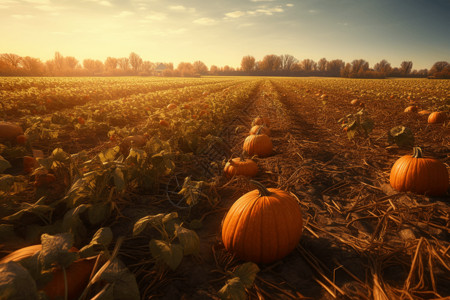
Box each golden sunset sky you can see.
[1,0,449,69]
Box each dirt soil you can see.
[117,79,449,299]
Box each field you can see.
[0,76,449,299]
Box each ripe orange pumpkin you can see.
[159,120,170,127]
[252,116,270,127]
[222,181,303,264]
[0,122,24,142]
[243,130,272,157]
[167,103,177,110]
[16,135,27,145]
[350,99,361,106]
[418,110,431,116]
[23,156,38,174]
[223,157,258,178]
[404,106,418,113]
[390,147,449,196]
[428,111,447,124]
[0,244,96,300]
[249,125,270,136]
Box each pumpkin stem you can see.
[412,147,423,158]
[239,151,247,162]
[255,125,264,135]
[250,180,271,196]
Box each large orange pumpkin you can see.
[404,106,418,113]
[243,128,272,157]
[427,111,447,124]
[390,147,449,196]
[223,157,258,178]
[0,244,96,300]
[222,181,303,264]
[252,116,270,127]
[0,122,24,142]
[249,125,270,136]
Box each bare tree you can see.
[400,61,413,75]
[83,59,104,75]
[65,56,79,72]
[259,55,281,72]
[1,53,22,68]
[105,57,118,71]
[327,59,345,76]
[317,58,328,72]
[301,59,316,71]
[374,59,392,74]
[21,56,45,75]
[117,58,130,71]
[351,59,369,73]
[177,62,195,77]
[54,52,65,74]
[129,52,143,73]
[429,61,449,74]
[280,54,298,71]
[241,55,256,72]
[193,61,208,75]
[209,65,219,75]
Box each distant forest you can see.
[1,52,449,78]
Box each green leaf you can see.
[98,147,120,163]
[233,262,259,288]
[62,205,88,243]
[79,227,113,258]
[218,277,246,300]
[149,239,183,270]
[88,202,112,225]
[175,225,200,256]
[97,258,140,300]
[113,167,126,192]
[0,175,15,192]
[39,233,77,269]
[2,199,53,223]
[0,155,11,173]
[132,212,178,236]
[0,262,38,300]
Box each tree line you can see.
[0,52,449,79]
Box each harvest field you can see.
[0,76,449,299]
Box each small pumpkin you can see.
[243,127,272,157]
[249,125,270,136]
[390,147,449,196]
[252,116,270,127]
[428,111,447,124]
[350,99,361,106]
[222,181,303,264]
[0,244,96,300]
[167,103,177,110]
[404,106,418,113]
[418,110,431,116]
[159,120,170,127]
[120,135,147,156]
[223,156,258,178]
[0,122,24,142]
[23,156,38,174]
[16,134,27,145]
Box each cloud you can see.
[115,11,134,18]
[248,6,284,16]
[193,17,216,25]
[308,9,318,14]
[11,14,34,19]
[168,5,196,13]
[84,0,113,6]
[286,3,294,7]
[225,11,246,19]
[250,0,276,2]
[23,0,50,4]
[141,11,167,21]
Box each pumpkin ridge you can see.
[241,195,265,261]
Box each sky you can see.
[1,0,449,70]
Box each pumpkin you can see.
[23,156,38,174]
[221,181,303,264]
[0,244,96,300]
[350,99,361,106]
[252,116,270,127]
[0,122,24,142]
[428,111,447,124]
[167,103,177,110]
[16,134,27,145]
[249,125,270,136]
[418,110,431,116]
[120,135,147,156]
[223,156,258,178]
[390,147,449,196]
[243,128,272,157]
[159,120,170,127]
[404,106,418,113]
